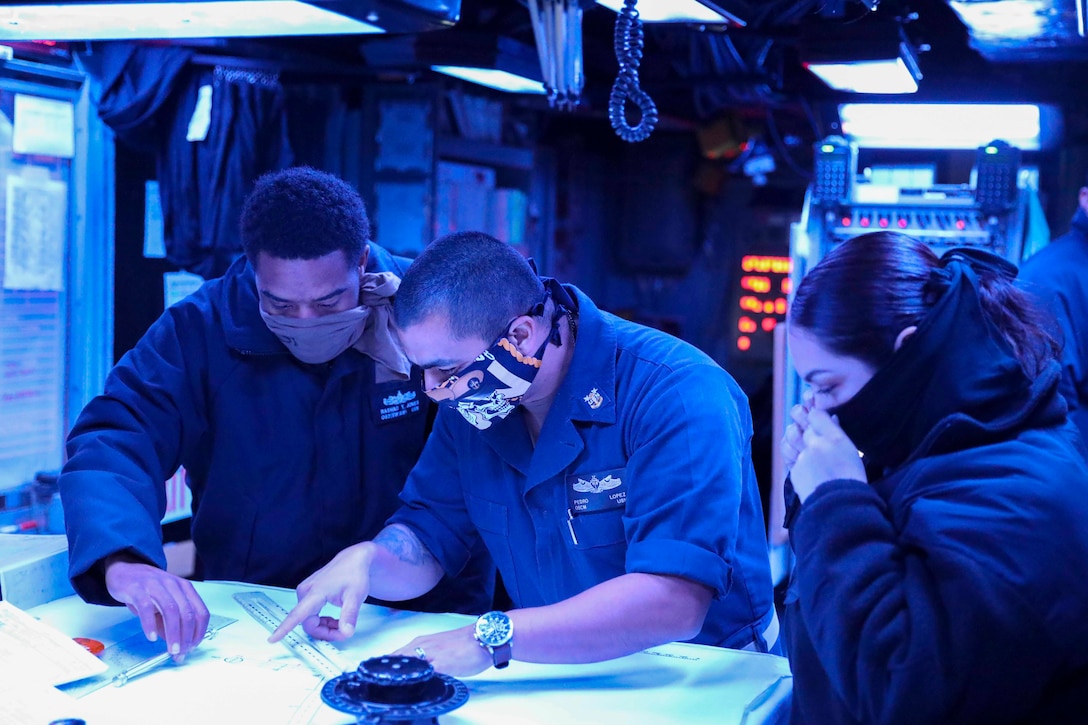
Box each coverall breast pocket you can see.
[567,508,626,549]
[565,467,627,550]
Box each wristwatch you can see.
[473,610,513,669]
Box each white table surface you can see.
[31,580,792,725]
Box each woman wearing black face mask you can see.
[780,231,1088,724]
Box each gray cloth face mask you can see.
[260,305,370,364]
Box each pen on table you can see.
[112,649,179,687]
[111,618,233,686]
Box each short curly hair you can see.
[240,166,369,267]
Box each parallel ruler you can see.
[59,613,237,699]
[233,590,349,680]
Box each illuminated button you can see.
[859,217,870,227]
[761,317,777,332]
[897,217,908,228]
[737,336,751,351]
[878,216,889,228]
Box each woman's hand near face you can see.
[782,390,815,473]
[790,408,867,502]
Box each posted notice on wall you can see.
[12,94,75,159]
[3,172,67,291]
[164,270,204,309]
[143,180,166,258]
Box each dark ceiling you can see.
[29,0,1078,154]
[182,0,1085,144]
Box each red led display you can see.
[735,255,791,356]
[741,275,772,293]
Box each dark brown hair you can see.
[789,231,1059,376]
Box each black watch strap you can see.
[491,640,512,669]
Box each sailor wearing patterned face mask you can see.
[272,230,777,679]
[418,278,573,430]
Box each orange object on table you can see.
[73,637,104,656]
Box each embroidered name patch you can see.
[373,386,422,424]
[566,467,627,513]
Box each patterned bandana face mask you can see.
[424,332,548,431]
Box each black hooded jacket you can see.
[784,261,1088,724]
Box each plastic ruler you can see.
[233,590,349,679]
[58,613,237,699]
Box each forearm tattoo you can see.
[374,525,436,567]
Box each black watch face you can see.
[476,611,512,647]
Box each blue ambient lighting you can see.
[0,1,383,41]
[594,0,741,24]
[806,57,920,95]
[431,66,547,94]
[838,103,1051,150]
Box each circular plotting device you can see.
[321,654,469,722]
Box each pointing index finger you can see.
[269,595,320,643]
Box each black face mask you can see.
[826,249,1028,474]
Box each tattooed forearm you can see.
[374,525,436,567]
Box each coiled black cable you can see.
[608,0,658,142]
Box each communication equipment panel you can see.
[975,140,1021,215]
[811,136,857,206]
[785,146,1030,444]
[818,187,1023,261]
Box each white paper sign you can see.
[164,270,204,309]
[186,84,213,142]
[12,94,75,159]
[3,173,68,291]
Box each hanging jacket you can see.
[79,43,294,278]
[156,65,294,278]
